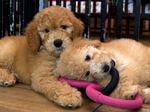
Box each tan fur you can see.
[0,6,84,108]
[56,39,150,110]
[25,6,83,54]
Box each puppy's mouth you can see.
[84,71,95,82]
[55,47,64,53]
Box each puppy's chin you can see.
[55,48,63,57]
[85,75,95,82]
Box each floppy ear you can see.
[91,40,101,48]
[25,20,41,54]
[72,17,84,37]
[72,39,101,49]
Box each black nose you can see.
[54,39,63,48]
[102,64,110,73]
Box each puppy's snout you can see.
[54,39,63,48]
[102,64,110,73]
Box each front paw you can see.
[54,87,82,108]
[121,85,141,99]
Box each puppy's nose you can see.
[102,64,110,73]
[54,39,63,48]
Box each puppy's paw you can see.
[54,88,82,108]
[121,85,141,99]
[0,75,16,87]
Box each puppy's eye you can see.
[44,28,49,33]
[61,25,68,30]
[85,55,91,61]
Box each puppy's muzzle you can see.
[102,59,115,73]
[53,39,63,48]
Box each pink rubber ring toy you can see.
[59,77,143,109]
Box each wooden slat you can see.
[0,84,149,112]
[0,84,100,112]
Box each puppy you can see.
[26,6,83,54]
[56,39,150,105]
[0,6,84,108]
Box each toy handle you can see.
[102,67,119,95]
[86,84,143,109]
[59,77,101,89]
[59,67,119,95]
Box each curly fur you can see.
[56,39,150,111]
[25,6,83,54]
[0,6,84,108]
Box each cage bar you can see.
[8,0,16,35]
[71,0,76,13]
[134,0,141,41]
[56,0,61,6]
[18,0,25,34]
[0,0,4,37]
[100,0,107,41]
[116,0,123,39]
[84,0,91,38]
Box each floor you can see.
[0,84,149,112]
[0,38,149,112]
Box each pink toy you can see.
[59,77,143,109]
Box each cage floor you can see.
[0,84,149,112]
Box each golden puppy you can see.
[56,39,150,105]
[0,6,84,108]
[26,6,83,54]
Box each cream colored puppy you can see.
[56,39,150,104]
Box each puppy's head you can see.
[25,6,83,54]
[41,30,72,57]
[55,39,102,80]
[56,39,114,82]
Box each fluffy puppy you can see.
[0,6,84,108]
[56,39,150,105]
[25,6,83,54]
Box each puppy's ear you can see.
[72,39,101,49]
[91,40,101,48]
[25,20,41,54]
[72,18,84,37]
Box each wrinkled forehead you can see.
[62,45,99,58]
[35,9,71,24]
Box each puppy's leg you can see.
[0,68,16,87]
[114,68,143,100]
[31,73,82,108]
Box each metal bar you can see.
[63,0,66,7]
[107,4,111,36]
[125,0,129,37]
[0,0,4,37]
[93,0,97,29]
[19,0,25,35]
[116,0,123,39]
[134,0,141,41]
[8,0,16,35]
[78,0,81,13]
[84,0,91,39]
[49,0,52,6]
[71,0,76,13]
[100,0,107,41]
[31,0,39,18]
[34,0,39,13]
[56,0,61,6]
